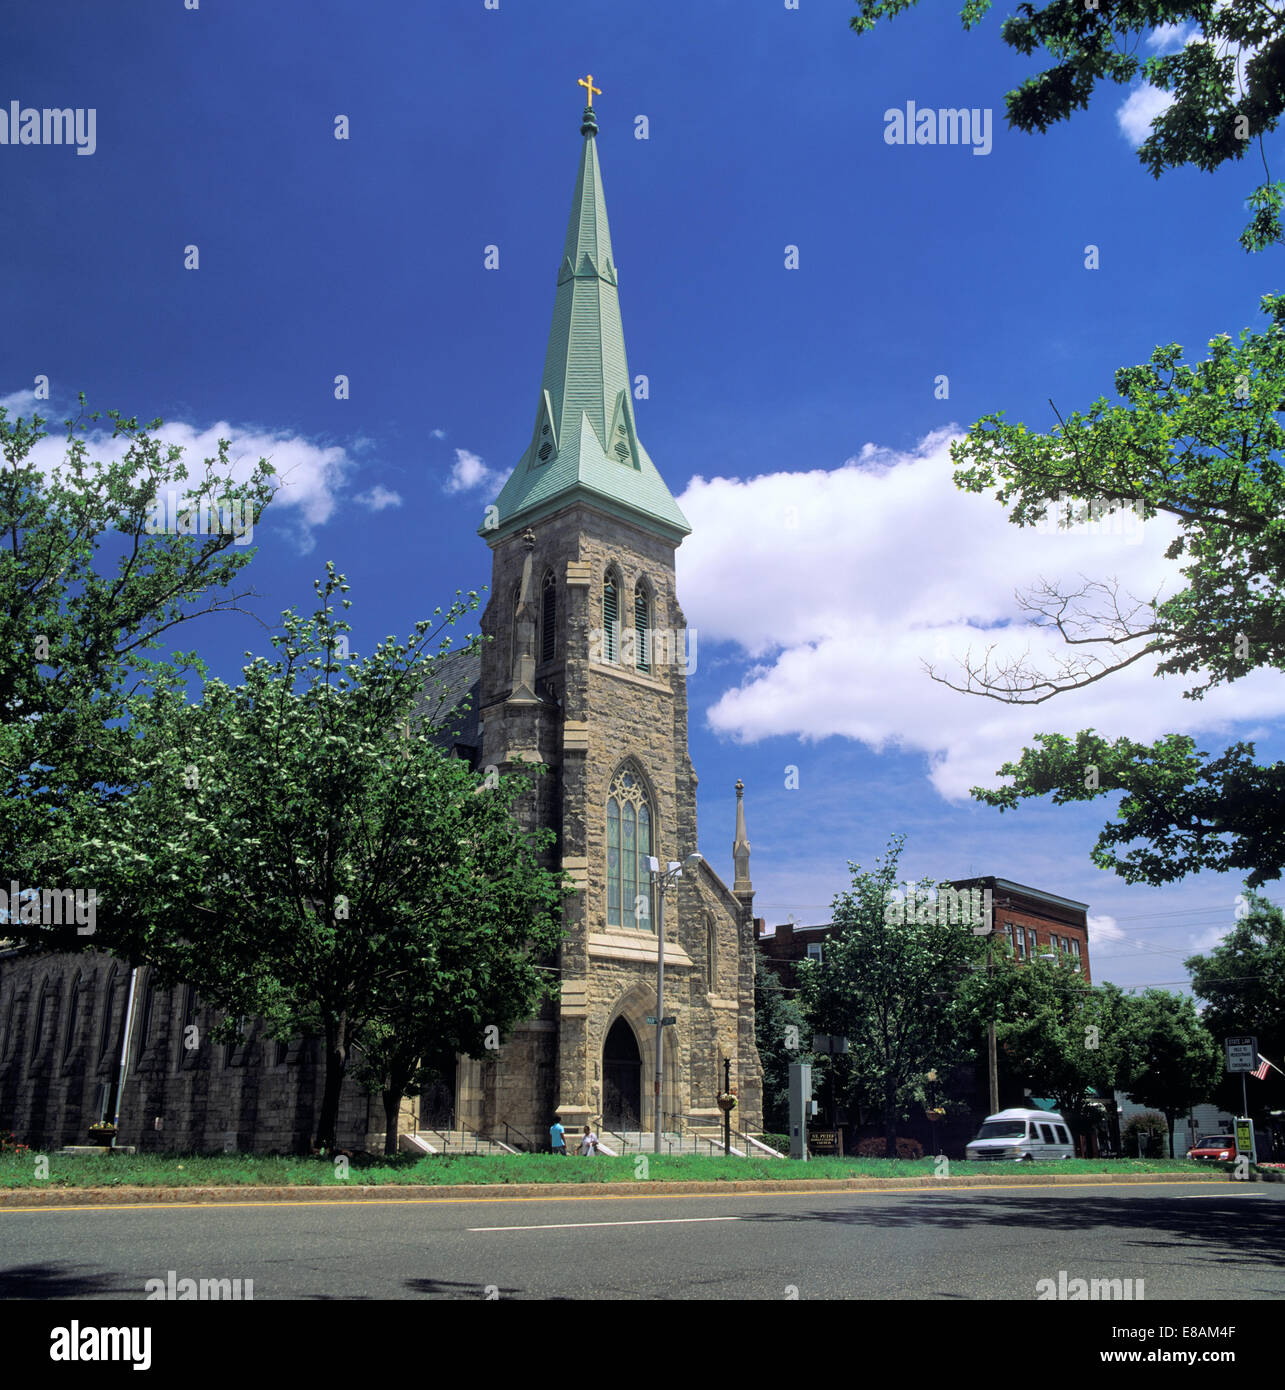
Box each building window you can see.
[138,979,156,1053]
[99,969,120,1062]
[1016,928,1026,961]
[603,572,620,663]
[606,763,653,929]
[541,570,557,663]
[31,985,50,1061]
[806,942,823,963]
[1003,923,1014,954]
[178,986,199,1066]
[63,978,81,1062]
[1070,938,1081,971]
[634,585,651,672]
[707,916,718,989]
[1027,928,1038,959]
[510,581,522,675]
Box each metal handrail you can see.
[500,1120,536,1152]
[734,1127,780,1158]
[599,1126,628,1155]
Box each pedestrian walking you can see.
[550,1118,567,1155]
[579,1124,599,1157]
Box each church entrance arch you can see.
[419,1058,457,1131]
[602,1017,642,1131]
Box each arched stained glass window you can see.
[634,585,651,672]
[606,764,654,929]
[603,572,619,663]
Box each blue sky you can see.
[2,1,1281,992]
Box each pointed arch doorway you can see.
[602,1017,642,1131]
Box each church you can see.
[0,83,764,1153]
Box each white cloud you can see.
[431,427,447,440]
[1146,22,1195,51]
[677,431,1285,802]
[354,485,402,512]
[1,388,39,414]
[14,400,364,553]
[1117,84,1174,146]
[1088,914,1127,945]
[444,447,503,495]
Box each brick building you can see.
[757,877,1092,983]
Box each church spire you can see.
[733,779,752,897]
[484,81,690,546]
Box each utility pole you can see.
[649,852,702,1154]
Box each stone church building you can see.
[0,94,764,1153]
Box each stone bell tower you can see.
[464,81,762,1142]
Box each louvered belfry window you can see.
[603,573,619,663]
[634,586,650,672]
[541,571,556,663]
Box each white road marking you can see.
[470,1215,742,1232]
[1176,1192,1267,1198]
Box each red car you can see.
[1187,1134,1236,1161]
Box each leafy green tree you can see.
[967,945,1127,1141]
[753,956,815,1135]
[1185,892,1285,1114]
[83,566,567,1150]
[0,400,273,934]
[851,0,1285,251]
[798,837,985,1157]
[1122,1108,1169,1157]
[1119,988,1222,1155]
[933,296,1285,887]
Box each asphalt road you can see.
[1,1181,1282,1300]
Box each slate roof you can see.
[412,645,482,765]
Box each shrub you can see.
[855,1135,924,1159]
[0,1131,29,1155]
[1122,1111,1168,1156]
[755,1132,791,1153]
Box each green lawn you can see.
[0,1150,1217,1189]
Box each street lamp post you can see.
[650,851,702,1154]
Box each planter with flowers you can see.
[88,1122,118,1146]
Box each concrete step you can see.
[403,1130,518,1157]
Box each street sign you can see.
[1226,1035,1257,1072]
[808,1129,840,1155]
[645,1016,677,1026]
[1235,1117,1257,1165]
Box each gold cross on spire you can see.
[577,73,602,108]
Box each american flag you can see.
[1251,1054,1276,1081]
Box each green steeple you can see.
[484,99,691,544]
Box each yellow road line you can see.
[0,1179,1223,1215]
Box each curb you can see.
[0,1170,1225,1208]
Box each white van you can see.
[966,1108,1075,1162]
